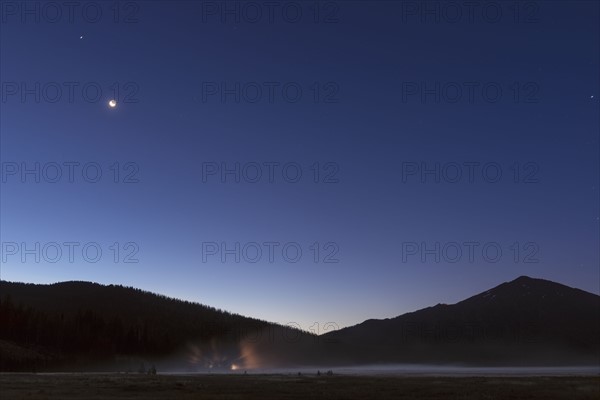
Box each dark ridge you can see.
[2,276,599,370]
[0,280,317,371]
[323,276,600,366]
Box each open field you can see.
[1,373,598,400]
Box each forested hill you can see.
[0,280,315,371]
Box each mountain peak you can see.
[469,275,590,305]
[513,275,535,282]
[507,275,558,286]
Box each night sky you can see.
[1,1,598,332]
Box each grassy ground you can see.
[0,373,598,399]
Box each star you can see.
[80,35,84,40]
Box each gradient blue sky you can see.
[1,1,598,331]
